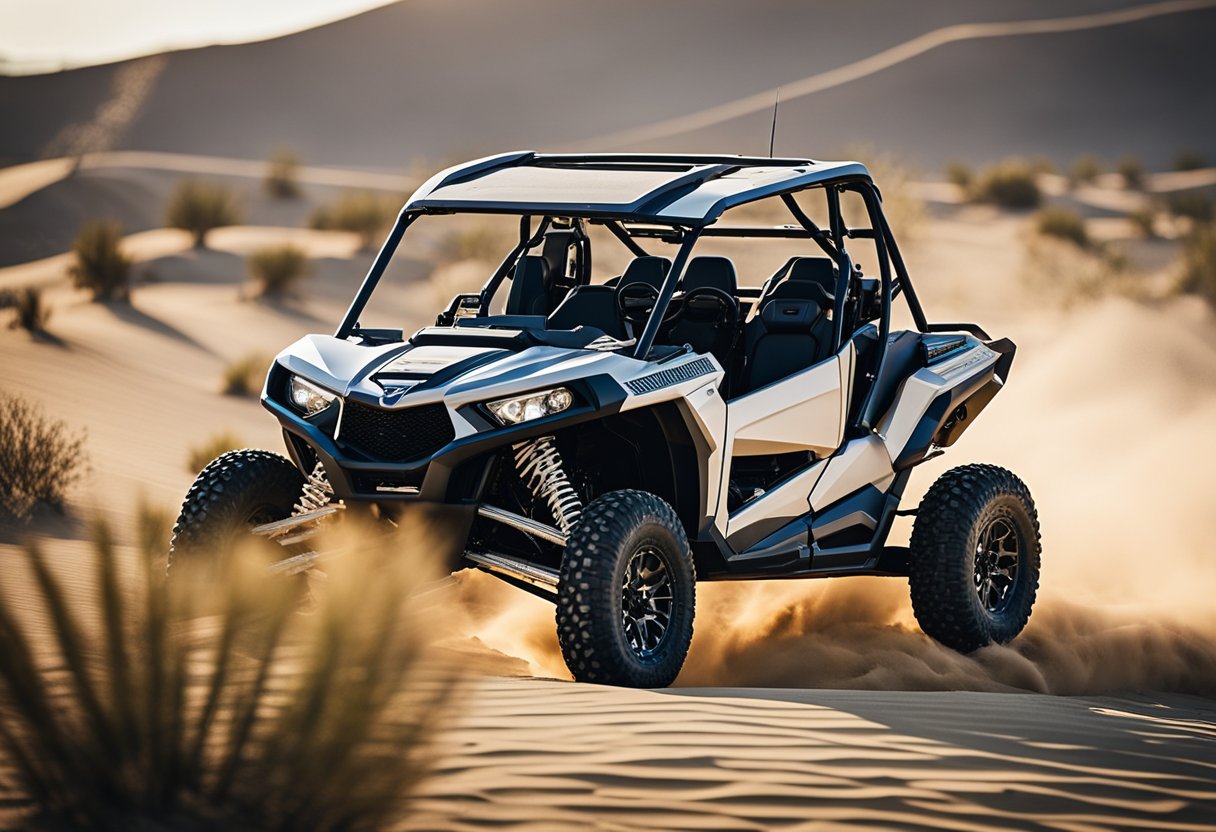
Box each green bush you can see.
[1117,156,1145,189]
[945,160,972,190]
[69,221,132,301]
[1165,191,1213,222]
[1035,206,1090,248]
[186,432,244,473]
[221,354,269,396]
[310,191,393,250]
[0,392,86,523]
[167,179,242,248]
[972,160,1042,209]
[265,148,301,199]
[247,244,309,297]
[1180,224,1216,307]
[3,286,51,333]
[0,506,453,830]
[1069,155,1102,185]
[1173,150,1207,172]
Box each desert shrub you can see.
[310,191,393,250]
[839,145,923,240]
[945,160,972,190]
[1180,224,1216,307]
[167,179,242,248]
[4,286,51,333]
[187,432,244,473]
[221,354,269,397]
[0,506,454,830]
[1035,206,1090,248]
[264,148,301,199]
[1128,205,1157,238]
[247,244,309,297]
[1173,150,1207,172]
[0,392,86,523]
[1117,156,1145,189]
[1069,155,1102,185]
[436,225,513,264]
[69,221,132,301]
[972,159,1041,209]
[1165,190,1213,222]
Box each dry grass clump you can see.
[69,221,132,301]
[187,433,245,473]
[1069,155,1102,186]
[264,148,301,199]
[310,192,394,251]
[1128,205,1157,239]
[0,507,455,830]
[1173,150,1207,172]
[1179,224,1216,307]
[970,159,1042,209]
[1035,206,1090,248]
[221,355,269,397]
[2,287,52,333]
[0,392,86,524]
[1117,157,1145,190]
[1165,190,1213,223]
[945,160,972,190]
[436,225,514,265]
[247,245,309,298]
[167,179,242,249]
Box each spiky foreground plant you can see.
[0,509,455,831]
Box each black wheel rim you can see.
[974,514,1021,614]
[621,544,673,658]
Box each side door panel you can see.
[721,342,855,544]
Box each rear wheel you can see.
[908,464,1041,653]
[556,490,695,688]
[169,449,305,576]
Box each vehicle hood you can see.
[275,333,629,409]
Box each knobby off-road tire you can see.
[909,464,1041,653]
[556,490,695,688]
[169,449,305,575]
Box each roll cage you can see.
[336,152,988,435]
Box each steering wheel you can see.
[680,286,739,327]
[672,286,741,358]
[615,281,682,326]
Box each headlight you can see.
[289,375,337,416]
[486,387,573,425]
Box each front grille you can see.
[339,401,455,462]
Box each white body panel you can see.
[728,344,852,457]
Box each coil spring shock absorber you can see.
[513,436,583,535]
[294,461,335,515]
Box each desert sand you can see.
[1,192,1214,826]
[2,0,1216,825]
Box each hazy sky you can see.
[0,0,397,73]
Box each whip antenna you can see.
[768,87,781,157]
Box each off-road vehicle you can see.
[172,152,1041,688]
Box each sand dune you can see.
[2,0,1215,169]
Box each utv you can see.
[171,153,1040,688]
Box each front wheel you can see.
[169,449,305,575]
[908,464,1041,653]
[556,490,695,688]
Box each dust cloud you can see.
[440,285,1216,697]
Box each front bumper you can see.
[261,372,626,506]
